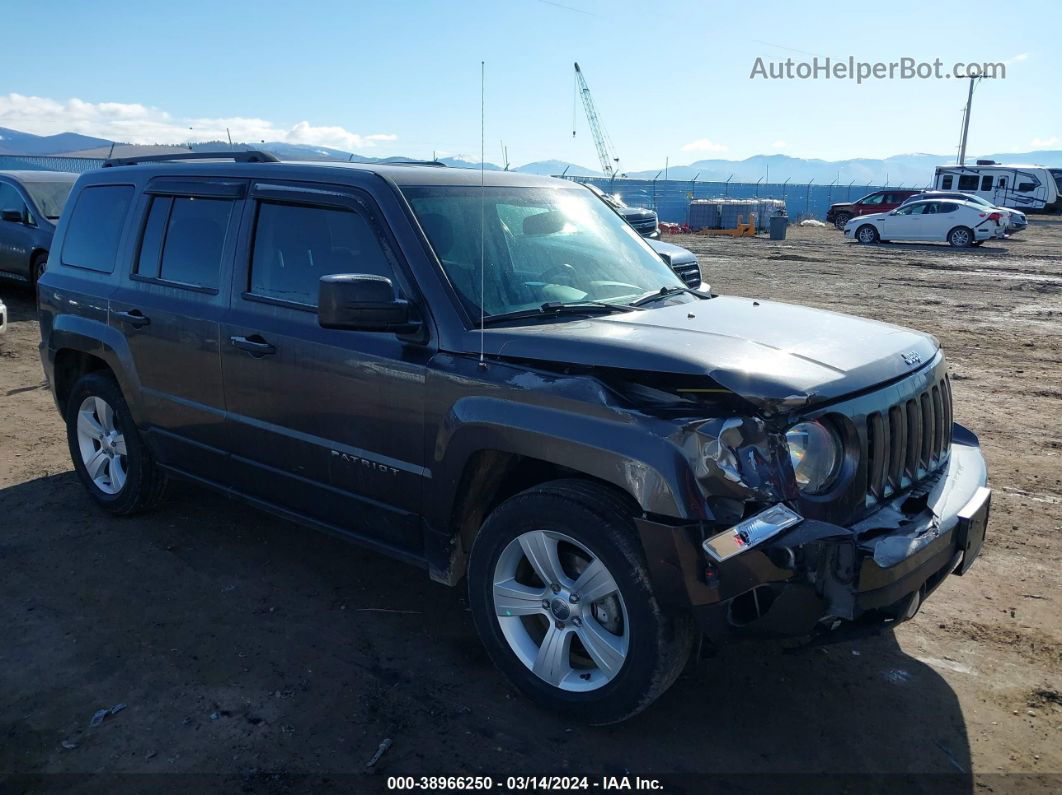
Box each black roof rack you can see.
[102,150,281,168]
[378,160,447,168]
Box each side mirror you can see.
[1,208,23,223]
[318,274,419,333]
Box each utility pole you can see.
[958,75,977,166]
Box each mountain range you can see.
[2,126,1059,185]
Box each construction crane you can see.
[573,62,620,178]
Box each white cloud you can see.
[0,93,396,151]
[1030,136,1058,148]
[680,138,728,153]
[771,140,788,149]
[1006,52,1030,64]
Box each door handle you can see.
[114,309,150,328]
[230,335,276,357]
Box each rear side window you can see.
[135,195,233,290]
[957,175,979,191]
[936,203,958,214]
[981,176,993,191]
[940,175,953,189]
[248,201,395,306]
[61,185,133,272]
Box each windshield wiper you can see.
[482,300,633,326]
[630,286,707,307]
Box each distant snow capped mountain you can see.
[0,126,112,156]
[516,160,601,177]
[1,127,1058,185]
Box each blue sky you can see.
[2,0,1058,169]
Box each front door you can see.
[0,180,35,278]
[881,202,925,240]
[108,178,245,479]
[220,180,431,555]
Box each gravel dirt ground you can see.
[1,222,1060,792]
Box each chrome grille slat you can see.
[867,413,886,500]
[887,405,905,491]
[905,398,922,480]
[920,392,934,469]
[931,384,944,463]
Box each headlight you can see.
[786,420,842,494]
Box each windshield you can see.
[23,180,74,219]
[403,185,684,319]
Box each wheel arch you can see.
[47,315,144,423]
[423,399,696,585]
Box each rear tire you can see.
[65,371,167,515]
[856,224,879,244]
[948,226,974,248]
[467,479,694,724]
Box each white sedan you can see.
[844,199,1004,247]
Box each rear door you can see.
[219,180,430,555]
[108,177,245,480]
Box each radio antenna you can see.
[479,60,486,368]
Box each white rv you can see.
[933,162,1062,213]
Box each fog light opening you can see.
[728,585,778,626]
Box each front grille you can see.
[631,218,657,233]
[672,261,701,288]
[865,373,952,504]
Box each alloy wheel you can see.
[492,529,629,692]
[75,396,128,494]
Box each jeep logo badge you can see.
[901,351,922,366]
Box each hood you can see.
[476,297,939,413]
[618,206,657,223]
[829,202,854,211]
[646,238,697,265]
[846,211,888,224]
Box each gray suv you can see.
[0,170,77,287]
[37,152,991,724]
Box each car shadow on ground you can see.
[848,240,1012,255]
[0,472,974,790]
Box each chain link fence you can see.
[564,175,931,223]
[0,154,929,224]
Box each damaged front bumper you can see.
[636,422,990,641]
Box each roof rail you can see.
[380,160,447,168]
[102,150,281,168]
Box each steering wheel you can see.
[539,263,578,285]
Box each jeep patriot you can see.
[37,152,990,724]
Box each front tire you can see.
[30,252,47,292]
[65,371,166,515]
[468,480,694,724]
[856,224,879,244]
[833,212,851,230]
[948,226,974,248]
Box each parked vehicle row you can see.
[844,198,1005,247]
[38,152,990,723]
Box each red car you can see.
[826,189,921,230]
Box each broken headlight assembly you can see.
[786,419,843,494]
